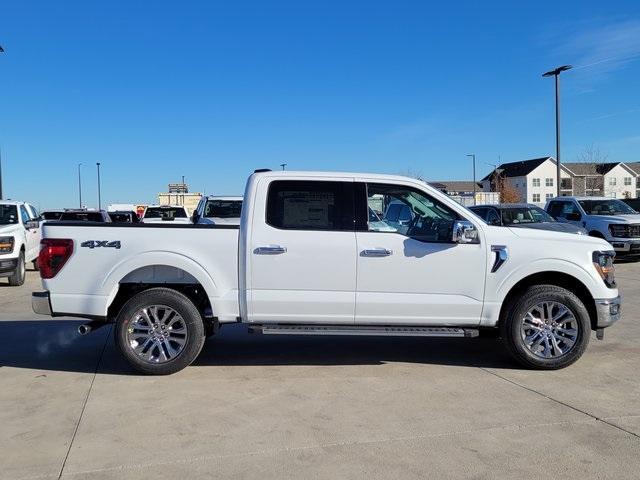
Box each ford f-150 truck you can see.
[1,201,41,286]
[33,171,621,374]
[546,197,640,255]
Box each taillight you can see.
[39,239,74,279]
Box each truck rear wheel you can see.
[500,285,590,369]
[114,288,206,375]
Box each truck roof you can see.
[202,196,243,201]
[547,196,617,201]
[252,170,428,183]
[0,200,28,206]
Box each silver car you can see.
[469,204,587,235]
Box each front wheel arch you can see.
[498,271,598,331]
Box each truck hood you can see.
[509,222,587,235]
[583,214,640,224]
[507,225,610,249]
[0,224,21,236]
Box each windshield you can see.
[0,205,19,225]
[60,211,106,222]
[204,200,242,218]
[42,211,63,220]
[578,199,637,215]
[501,206,555,225]
[144,207,187,219]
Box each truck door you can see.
[248,179,357,324]
[354,181,487,326]
[20,205,40,262]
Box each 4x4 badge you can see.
[81,240,121,249]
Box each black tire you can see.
[500,285,590,369]
[8,251,26,286]
[32,259,39,271]
[114,288,206,375]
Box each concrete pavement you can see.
[1,267,639,479]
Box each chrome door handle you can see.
[254,245,287,255]
[361,248,393,257]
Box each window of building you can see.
[532,193,541,203]
[624,177,632,186]
[545,178,554,187]
[546,193,553,200]
[609,177,617,186]
[532,178,540,187]
[266,180,354,231]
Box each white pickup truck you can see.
[1,201,41,286]
[33,171,621,374]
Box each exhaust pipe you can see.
[78,320,107,336]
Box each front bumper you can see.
[0,257,18,277]
[594,295,622,328]
[608,239,640,254]
[32,291,53,316]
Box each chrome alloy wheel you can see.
[521,301,579,359]
[126,305,188,364]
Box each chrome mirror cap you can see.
[452,220,479,244]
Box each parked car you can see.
[192,196,243,225]
[108,211,140,223]
[33,170,621,374]
[141,205,190,224]
[41,210,64,221]
[0,200,41,285]
[469,204,587,235]
[59,209,111,222]
[546,197,640,255]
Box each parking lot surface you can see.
[1,266,640,480]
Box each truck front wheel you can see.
[8,251,26,286]
[500,285,590,369]
[114,288,206,375]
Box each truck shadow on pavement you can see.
[0,320,517,374]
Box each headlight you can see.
[609,224,629,238]
[593,250,616,288]
[0,236,14,254]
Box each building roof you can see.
[562,162,620,176]
[480,157,552,181]
[626,162,640,175]
[429,181,482,193]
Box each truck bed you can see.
[40,222,240,321]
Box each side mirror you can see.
[26,220,40,230]
[192,211,200,223]
[566,212,581,221]
[452,220,479,244]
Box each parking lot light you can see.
[542,65,572,197]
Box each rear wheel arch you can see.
[498,271,598,331]
[106,265,216,334]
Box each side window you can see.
[470,207,487,220]
[551,201,580,219]
[365,183,459,243]
[548,201,562,218]
[266,180,354,231]
[19,206,30,225]
[486,209,501,225]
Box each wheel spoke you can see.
[126,305,188,365]
[520,301,579,360]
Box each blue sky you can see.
[1,0,640,209]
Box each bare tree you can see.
[577,145,608,196]
[495,174,521,203]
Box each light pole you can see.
[466,154,476,205]
[543,65,572,197]
[280,163,287,171]
[96,162,102,210]
[78,163,83,208]
[0,46,4,200]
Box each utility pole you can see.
[543,65,572,197]
[78,163,83,208]
[0,46,4,200]
[96,162,102,210]
[466,154,477,205]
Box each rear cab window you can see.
[266,180,354,231]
